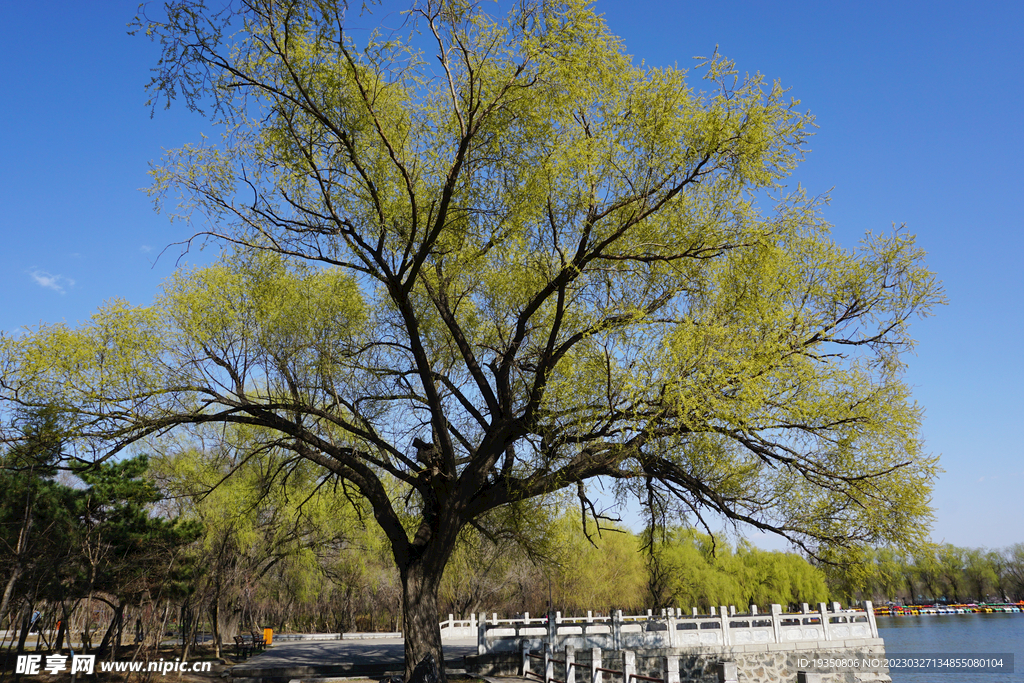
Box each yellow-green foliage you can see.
[435,514,833,616]
[2,251,367,452]
[152,424,375,613]
[655,529,828,611]
[3,1,944,612]
[552,516,648,613]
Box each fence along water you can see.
[471,602,878,653]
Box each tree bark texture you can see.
[401,560,445,682]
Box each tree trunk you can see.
[55,612,67,652]
[82,592,94,651]
[179,602,192,658]
[1,485,34,632]
[211,595,221,659]
[155,600,170,651]
[401,560,445,681]
[217,600,243,645]
[180,602,196,663]
[904,575,917,603]
[0,565,22,631]
[97,603,123,659]
[16,607,31,655]
[114,606,125,660]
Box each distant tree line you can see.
[828,543,1024,606]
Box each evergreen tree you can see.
[0,408,76,640]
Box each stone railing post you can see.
[548,611,557,647]
[521,641,531,678]
[587,610,594,623]
[716,661,738,683]
[818,603,830,641]
[770,604,782,643]
[525,611,531,624]
[544,642,553,683]
[664,655,680,683]
[666,615,677,648]
[477,613,487,655]
[591,647,602,683]
[565,644,576,683]
[692,607,698,617]
[612,610,622,650]
[864,600,878,637]
[719,606,730,646]
[750,605,758,616]
[623,650,635,683]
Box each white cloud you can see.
[30,270,75,294]
[140,245,153,253]
[976,472,1021,484]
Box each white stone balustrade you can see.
[477,602,877,654]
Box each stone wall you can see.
[694,641,890,683]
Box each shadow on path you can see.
[231,637,479,680]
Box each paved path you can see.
[232,637,480,679]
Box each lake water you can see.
[877,613,1022,682]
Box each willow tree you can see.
[152,426,367,655]
[1,0,940,675]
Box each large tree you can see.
[2,0,941,676]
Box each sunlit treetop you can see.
[4,0,942,674]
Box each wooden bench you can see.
[233,635,252,658]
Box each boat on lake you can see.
[874,601,1023,616]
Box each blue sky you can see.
[1,2,1021,550]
